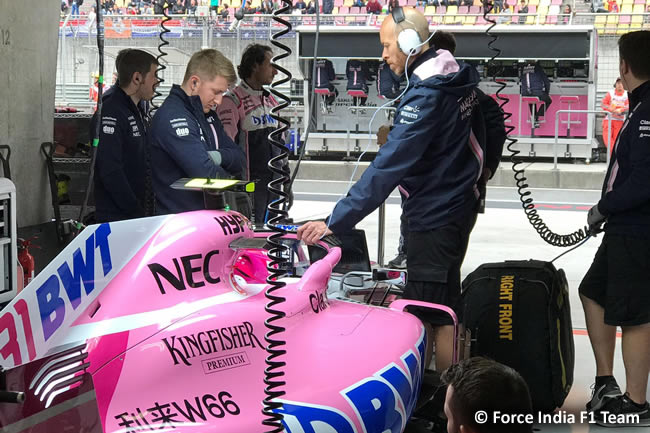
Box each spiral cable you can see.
[261,3,294,431]
[481,3,589,247]
[146,3,172,216]
[78,0,105,225]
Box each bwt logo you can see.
[279,335,426,433]
[252,114,276,126]
[36,224,113,341]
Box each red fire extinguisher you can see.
[17,238,36,288]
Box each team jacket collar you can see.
[411,48,460,82]
[629,80,650,107]
[240,80,270,99]
[170,84,205,118]
[112,85,147,122]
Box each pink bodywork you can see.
[1,210,456,433]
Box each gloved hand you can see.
[587,204,606,234]
[208,150,222,166]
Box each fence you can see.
[55,13,649,107]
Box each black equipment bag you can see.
[461,260,575,413]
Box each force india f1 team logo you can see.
[278,333,426,433]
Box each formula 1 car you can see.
[0,209,458,433]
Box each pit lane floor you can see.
[288,187,649,433]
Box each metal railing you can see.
[553,108,615,168]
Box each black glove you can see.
[587,204,606,234]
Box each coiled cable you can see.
[146,2,173,215]
[262,3,294,432]
[78,0,105,224]
[481,3,589,247]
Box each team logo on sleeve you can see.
[102,116,117,135]
[176,127,190,137]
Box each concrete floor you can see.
[288,188,650,433]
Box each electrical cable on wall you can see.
[481,2,589,248]
[262,1,294,431]
[78,0,105,225]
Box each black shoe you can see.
[595,393,650,427]
[388,253,407,269]
[586,378,623,412]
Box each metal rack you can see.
[0,178,18,304]
[53,112,94,119]
[41,142,94,244]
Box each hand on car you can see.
[297,221,332,245]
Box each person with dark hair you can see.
[220,3,230,18]
[442,357,534,433]
[520,61,551,127]
[94,49,159,223]
[304,0,316,13]
[323,0,334,13]
[601,78,628,153]
[580,30,650,428]
[518,0,528,24]
[217,44,287,225]
[366,0,382,13]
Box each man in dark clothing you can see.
[150,49,246,215]
[387,30,506,269]
[322,0,334,13]
[346,59,371,108]
[520,61,552,124]
[94,49,159,223]
[579,31,650,427]
[299,8,482,372]
[314,59,338,107]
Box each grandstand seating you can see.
[62,0,650,36]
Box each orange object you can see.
[602,118,624,153]
[601,87,628,152]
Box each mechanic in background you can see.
[299,7,482,372]
[442,357,534,433]
[218,44,289,225]
[95,49,159,223]
[150,49,246,215]
[601,78,629,153]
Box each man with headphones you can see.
[95,49,159,223]
[299,7,482,372]
[150,49,246,215]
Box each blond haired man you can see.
[151,49,246,214]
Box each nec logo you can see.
[252,114,276,126]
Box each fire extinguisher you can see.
[17,238,36,288]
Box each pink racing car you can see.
[0,210,458,433]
